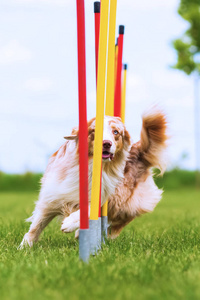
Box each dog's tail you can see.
[139,107,168,174]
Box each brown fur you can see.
[108,109,168,238]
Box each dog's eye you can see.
[113,130,119,135]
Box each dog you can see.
[20,116,131,247]
[107,108,168,238]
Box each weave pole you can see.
[90,0,109,255]
[102,0,118,242]
[114,25,125,117]
[105,0,117,117]
[76,0,90,262]
[121,64,127,124]
[114,38,118,85]
[94,1,102,250]
[94,1,100,86]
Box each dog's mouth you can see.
[102,150,114,161]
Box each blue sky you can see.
[0,0,197,173]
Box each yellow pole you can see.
[101,199,108,217]
[121,64,127,124]
[105,0,117,117]
[114,42,118,86]
[102,0,117,218]
[90,0,109,221]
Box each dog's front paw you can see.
[61,215,79,233]
[75,229,79,239]
[18,233,33,249]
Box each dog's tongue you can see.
[102,151,114,160]
[102,151,110,159]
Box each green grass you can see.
[0,188,200,300]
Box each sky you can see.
[0,0,198,173]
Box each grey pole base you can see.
[89,219,99,255]
[79,229,90,263]
[101,216,108,243]
[97,217,101,250]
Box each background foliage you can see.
[0,169,197,192]
[172,0,200,74]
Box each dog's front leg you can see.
[61,210,80,233]
[19,209,55,248]
[61,206,90,233]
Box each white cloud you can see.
[151,70,192,89]
[0,40,32,65]
[122,0,177,10]
[128,73,145,89]
[166,97,194,109]
[13,0,176,10]
[126,73,149,104]
[24,78,53,92]
[14,0,72,6]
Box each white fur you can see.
[130,175,163,217]
[103,117,117,155]
[61,210,80,233]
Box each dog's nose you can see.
[103,140,112,149]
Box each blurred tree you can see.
[172,0,200,187]
[172,0,200,74]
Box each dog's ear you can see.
[64,135,77,140]
[64,127,79,140]
[115,116,122,122]
[87,117,96,127]
[123,128,131,150]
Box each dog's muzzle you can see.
[102,140,114,161]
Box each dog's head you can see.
[64,116,131,162]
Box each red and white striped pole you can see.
[76,0,90,262]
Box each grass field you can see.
[0,187,200,300]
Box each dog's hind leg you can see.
[19,208,56,248]
[108,219,133,239]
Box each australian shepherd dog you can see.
[20,116,131,247]
[20,108,167,248]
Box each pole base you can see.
[97,217,101,250]
[89,219,98,255]
[79,229,90,263]
[101,216,108,243]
